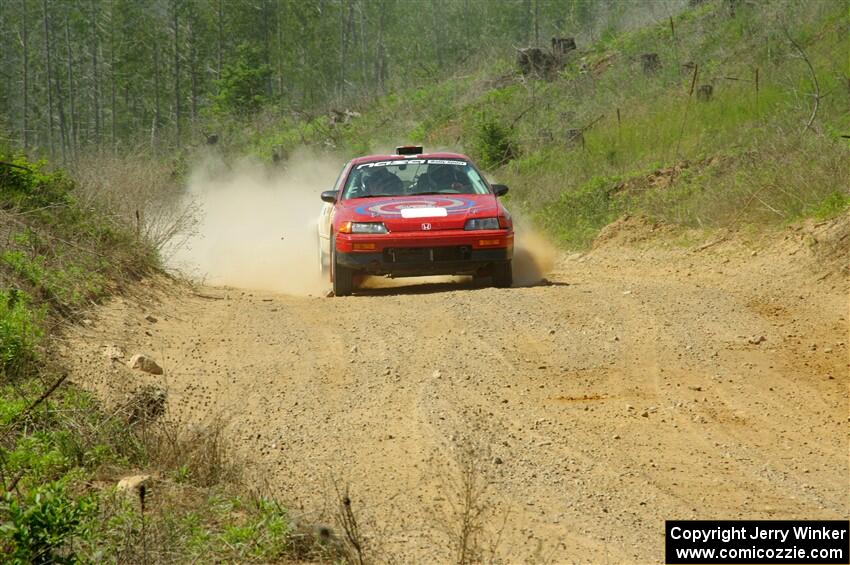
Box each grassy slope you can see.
[0,159,320,562]
[240,0,849,248]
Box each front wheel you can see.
[332,246,354,297]
[492,261,513,288]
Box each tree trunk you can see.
[153,40,160,143]
[279,0,286,98]
[189,14,197,121]
[431,0,442,67]
[110,8,116,148]
[376,0,387,91]
[21,0,29,151]
[338,0,345,100]
[49,3,68,163]
[463,0,470,52]
[359,0,367,89]
[346,0,355,95]
[56,68,68,163]
[172,0,181,147]
[217,0,223,85]
[65,13,76,160]
[42,0,55,158]
[90,0,100,145]
[534,0,540,46]
[264,0,274,98]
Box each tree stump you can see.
[517,47,558,77]
[726,0,740,17]
[696,84,714,102]
[551,37,577,58]
[566,129,585,147]
[641,53,661,74]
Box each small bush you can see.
[71,149,197,254]
[0,158,72,211]
[536,175,626,248]
[0,481,96,564]
[0,289,43,379]
[806,190,850,219]
[471,114,518,169]
[134,416,236,489]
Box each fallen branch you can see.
[193,292,225,300]
[510,105,535,128]
[692,236,728,253]
[1,468,27,495]
[0,373,69,443]
[0,161,33,172]
[674,64,699,159]
[579,113,605,133]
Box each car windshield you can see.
[341,159,491,199]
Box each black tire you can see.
[492,261,513,288]
[332,246,354,297]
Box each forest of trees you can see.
[0,0,679,160]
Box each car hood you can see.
[337,194,503,232]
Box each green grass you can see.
[0,156,318,562]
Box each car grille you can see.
[384,246,472,264]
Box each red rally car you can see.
[318,146,514,296]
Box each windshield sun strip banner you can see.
[355,159,467,169]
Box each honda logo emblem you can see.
[421,223,432,231]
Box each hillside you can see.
[230,0,848,246]
[0,157,322,561]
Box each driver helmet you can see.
[428,164,461,189]
[362,167,399,195]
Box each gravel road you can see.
[65,217,849,563]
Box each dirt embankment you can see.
[62,215,849,563]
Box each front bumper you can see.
[335,229,513,276]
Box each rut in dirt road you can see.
[64,225,849,563]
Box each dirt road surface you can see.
[64,217,849,563]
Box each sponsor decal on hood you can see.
[351,196,484,217]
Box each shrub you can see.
[0,158,72,211]
[0,481,96,564]
[536,175,626,248]
[471,114,518,169]
[806,190,850,220]
[0,289,43,379]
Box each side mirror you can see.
[321,190,338,203]
[492,184,509,197]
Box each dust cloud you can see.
[169,149,556,294]
[512,221,557,286]
[168,149,338,296]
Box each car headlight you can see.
[339,221,388,234]
[464,217,500,230]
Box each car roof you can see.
[349,152,470,165]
